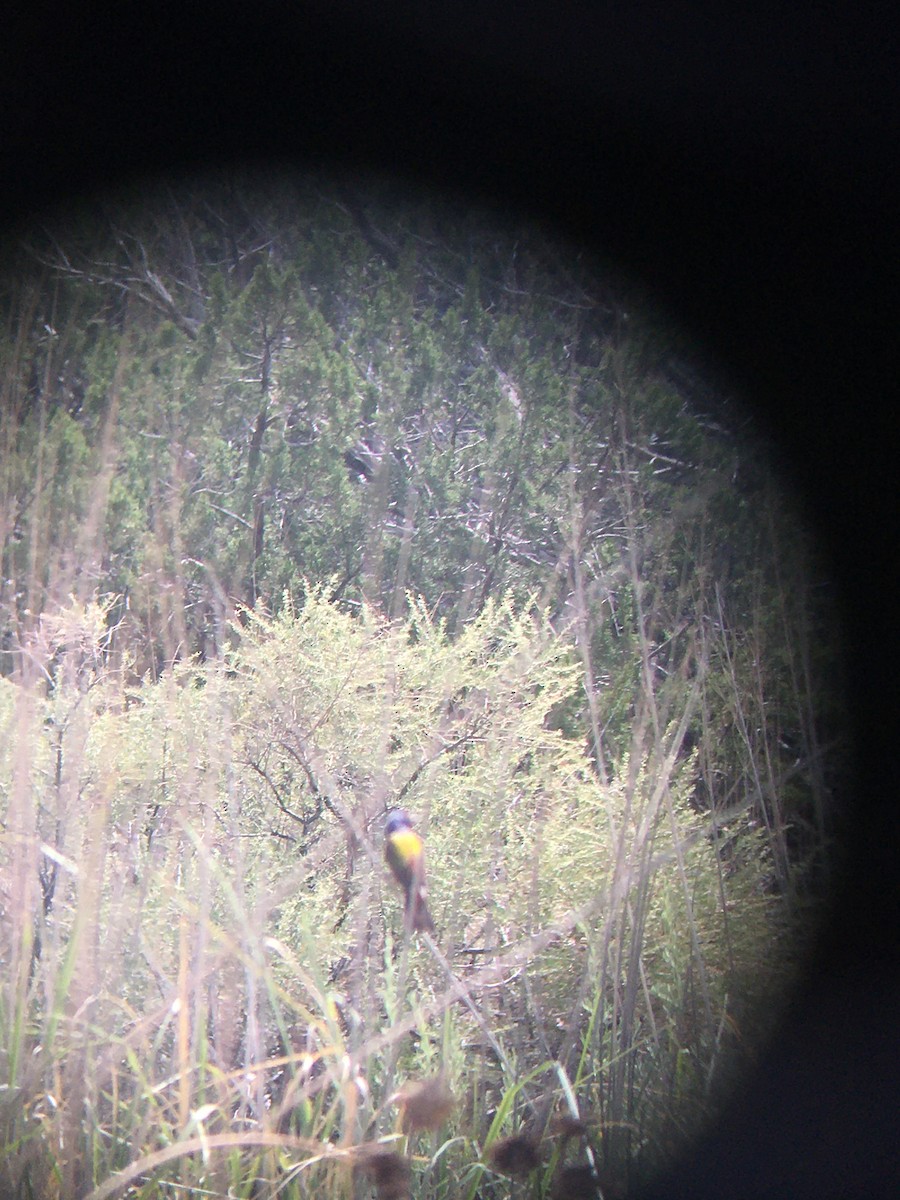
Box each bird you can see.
[384,809,434,933]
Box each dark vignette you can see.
[2,4,896,1196]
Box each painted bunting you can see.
[384,809,434,933]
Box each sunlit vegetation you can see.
[0,175,844,1197]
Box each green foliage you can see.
[0,583,829,1196]
[0,178,843,1197]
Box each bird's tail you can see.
[407,884,434,933]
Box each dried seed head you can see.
[551,1163,602,1199]
[356,1150,412,1200]
[395,1074,455,1133]
[487,1134,541,1177]
[549,1113,591,1141]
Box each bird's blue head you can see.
[385,810,413,837]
